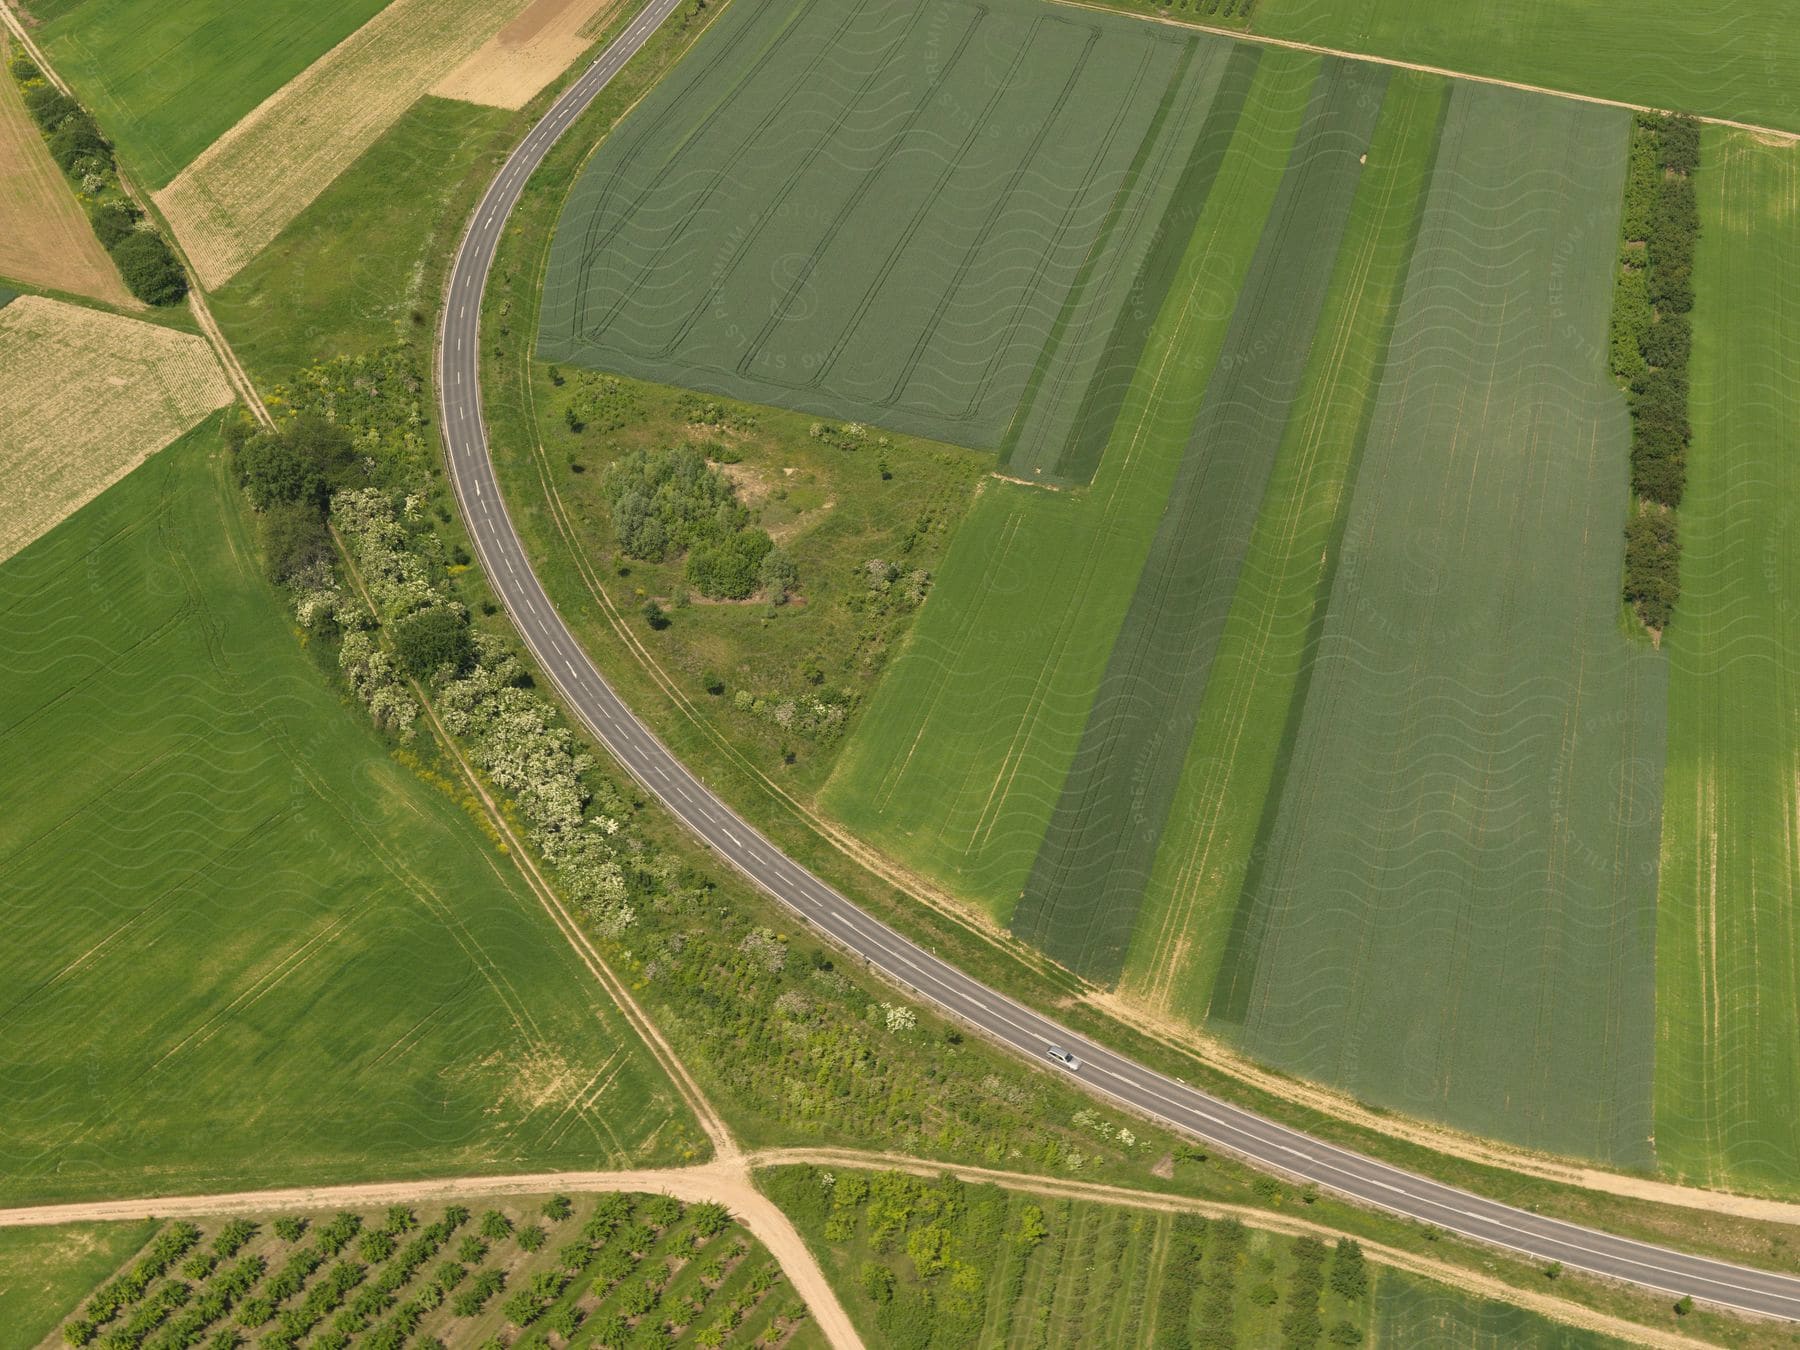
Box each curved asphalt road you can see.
[436,0,1800,1322]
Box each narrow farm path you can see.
[1053,0,1800,143]
[0,1151,1702,1350]
[0,1163,858,1350]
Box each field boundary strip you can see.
[998,41,1257,486]
[1119,68,1449,1018]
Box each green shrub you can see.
[1624,505,1680,630]
[88,200,141,249]
[89,200,142,253]
[111,230,188,306]
[234,413,353,511]
[1611,111,1698,628]
[392,603,474,677]
[260,500,334,584]
[47,111,106,170]
[1329,1238,1367,1300]
[685,528,772,600]
[23,83,77,131]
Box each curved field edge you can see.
[1654,127,1800,1192]
[0,422,699,1206]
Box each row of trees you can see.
[1611,113,1700,632]
[63,1206,483,1348]
[8,51,186,305]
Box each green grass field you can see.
[763,1165,1374,1348]
[1371,1270,1627,1349]
[1252,0,1800,134]
[34,0,390,188]
[0,1221,158,1350]
[0,422,696,1206]
[1655,128,1800,1192]
[537,0,1241,463]
[211,95,514,387]
[821,45,1315,922]
[1120,69,1446,1018]
[1211,87,1663,1164]
[1010,56,1392,981]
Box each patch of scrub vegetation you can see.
[517,368,984,784]
[1211,87,1665,1164]
[1610,113,1699,634]
[0,420,697,1206]
[27,0,390,188]
[602,445,786,603]
[1655,126,1800,1193]
[763,1165,1374,1349]
[43,1194,814,1349]
[0,1221,158,1350]
[5,49,185,305]
[1249,0,1800,135]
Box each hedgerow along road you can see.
[434,0,1800,1322]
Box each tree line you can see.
[1611,112,1700,633]
[7,51,186,305]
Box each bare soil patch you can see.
[155,0,540,288]
[0,297,232,563]
[431,0,621,110]
[0,37,131,306]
